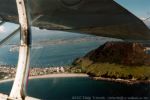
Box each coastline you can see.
[0,73,89,84]
[0,73,149,85]
[92,77,150,85]
[29,73,89,79]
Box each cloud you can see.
[140,17,146,20]
[140,17,150,28]
[145,21,150,29]
[0,26,5,33]
[140,17,150,21]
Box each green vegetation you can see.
[0,72,8,79]
[73,58,150,80]
[72,42,150,81]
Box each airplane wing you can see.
[0,0,150,40]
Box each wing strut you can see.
[0,28,20,46]
[8,0,31,99]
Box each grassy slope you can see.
[73,59,150,80]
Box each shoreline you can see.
[92,77,150,85]
[0,73,89,84]
[0,73,150,85]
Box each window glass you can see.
[0,22,19,82]
[0,0,150,99]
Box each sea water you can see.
[0,77,149,100]
[0,23,120,67]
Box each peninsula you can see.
[1,42,150,84]
[72,42,150,84]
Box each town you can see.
[0,65,80,80]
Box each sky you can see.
[116,0,150,19]
[116,0,150,27]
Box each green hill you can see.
[72,42,150,81]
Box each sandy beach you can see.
[0,73,89,84]
[1,73,150,85]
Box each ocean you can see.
[0,23,120,67]
[0,77,149,100]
